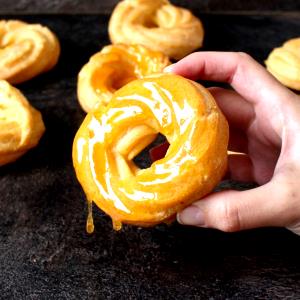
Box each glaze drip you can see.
[86,200,94,234]
[73,74,229,228]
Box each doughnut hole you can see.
[92,61,137,95]
[142,17,159,29]
[133,133,168,169]
[110,69,137,91]
[115,125,170,181]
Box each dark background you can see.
[0,1,300,299]
[1,0,300,14]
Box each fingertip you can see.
[177,205,205,226]
[286,221,300,236]
[176,212,183,224]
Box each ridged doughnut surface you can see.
[78,44,170,112]
[0,80,45,166]
[109,0,204,60]
[265,37,300,91]
[73,74,228,230]
[0,20,60,84]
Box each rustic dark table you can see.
[1,1,300,299]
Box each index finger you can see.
[165,51,292,106]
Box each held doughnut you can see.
[108,0,204,60]
[77,44,170,112]
[73,74,229,230]
[0,80,45,166]
[0,20,60,84]
[265,38,300,91]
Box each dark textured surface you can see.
[1,12,300,299]
[0,0,299,14]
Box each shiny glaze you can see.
[86,200,94,234]
[77,44,170,112]
[73,74,229,230]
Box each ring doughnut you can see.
[0,80,45,166]
[0,20,60,84]
[73,74,228,230]
[265,37,300,91]
[108,0,204,60]
[77,44,170,112]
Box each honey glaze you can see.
[112,219,123,231]
[73,74,229,228]
[86,200,95,234]
[77,44,170,113]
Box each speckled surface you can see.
[0,0,299,14]
[0,11,300,300]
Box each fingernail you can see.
[164,64,175,73]
[286,221,300,236]
[177,205,205,226]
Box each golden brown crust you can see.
[73,74,228,229]
[0,20,60,84]
[265,37,300,91]
[77,44,170,112]
[108,0,204,60]
[0,80,45,166]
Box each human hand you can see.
[165,52,300,235]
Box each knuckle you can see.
[275,179,296,201]
[267,180,300,226]
[278,183,299,210]
[281,184,294,200]
[237,51,252,61]
[217,201,242,232]
[279,186,300,228]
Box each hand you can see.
[165,52,300,235]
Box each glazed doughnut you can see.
[108,0,204,60]
[73,74,229,230]
[265,37,300,91]
[0,80,45,166]
[78,44,170,112]
[77,44,170,112]
[0,20,60,84]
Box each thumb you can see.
[177,183,293,232]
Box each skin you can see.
[164,52,300,235]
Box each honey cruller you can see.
[0,80,45,166]
[78,44,170,112]
[265,38,300,91]
[73,74,228,231]
[109,0,204,60]
[0,20,60,84]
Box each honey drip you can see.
[73,74,229,228]
[112,219,122,231]
[86,200,94,234]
